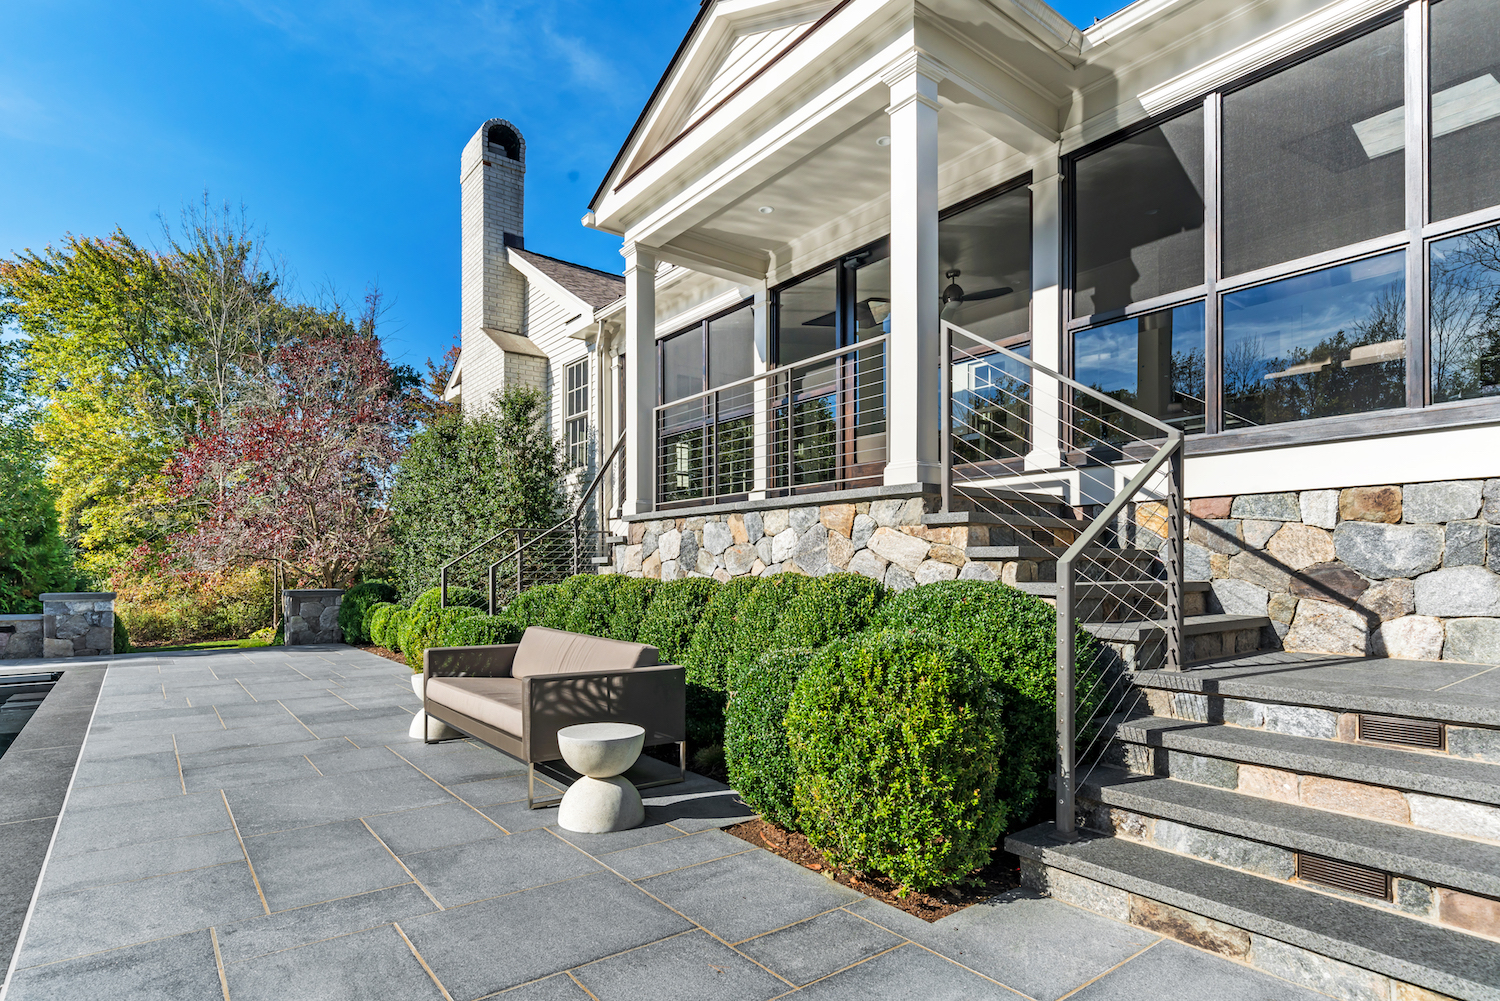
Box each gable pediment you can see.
[618,0,840,183]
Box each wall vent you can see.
[1357,714,1445,750]
[1296,853,1391,900]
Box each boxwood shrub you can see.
[867,580,1101,828]
[437,613,524,649]
[681,574,759,691]
[636,577,718,665]
[501,582,566,629]
[605,577,658,642]
[763,573,886,655]
[723,574,814,685]
[562,574,625,637]
[368,603,398,649]
[339,581,399,644]
[403,605,483,670]
[541,575,595,629]
[384,607,412,653]
[724,647,814,828]
[786,629,1006,892]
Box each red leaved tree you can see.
[167,334,411,588]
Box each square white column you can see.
[1027,157,1065,472]
[622,243,657,515]
[751,285,770,499]
[882,55,944,487]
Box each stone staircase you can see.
[1009,650,1500,1001]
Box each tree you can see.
[166,334,412,588]
[387,387,567,599]
[0,341,76,611]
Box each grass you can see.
[128,638,275,653]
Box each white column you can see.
[882,54,943,487]
[751,284,771,499]
[1027,154,1065,472]
[622,243,657,515]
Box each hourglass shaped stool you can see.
[555,723,646,833]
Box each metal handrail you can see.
[939,320,1185,842]
[650,335,888,414]
[439,432,627,610]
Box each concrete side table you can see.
[556,722,646,833]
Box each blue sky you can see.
[1,0,1125,371]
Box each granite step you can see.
[924,510,1091,531]
[1006,824,1500,1001]
[1084,613,1271,644]
[1113,715,1500,806]
[1076,767,1500,898]
[1134,651,1500,729]
[963,544,1161,562]
[1013,580,1212,599]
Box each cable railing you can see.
[939,321,1185,841]
[653,336,887,507]
[439,433,626,615]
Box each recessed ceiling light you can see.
[758,206,774,214]
[876,135,891,147]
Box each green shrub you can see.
[502,582,565,629]
[723,574,814,686]
[562,574,625,637]
[636,577,718,664]
[542,575,595,628]
[339,581,399,644]
[786,629,1006,892]
[437,613,524,649]
[725,647,814,827]
[367,602,397,648]
[867,580,1101,828]
[409,586,485,613]
[605,577,658,642]
[681,575,759,691]
[740,573,885,684]
[112,614,131,654]
[385,607,412,653]
[402,605,482,670]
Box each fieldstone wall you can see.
[1,593,117,659]
[1190,478,1500,664]
[281,589,344,645]
[608,494,1010,592]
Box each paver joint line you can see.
[359,818,445,911]
[277,700,319,738]
[1052,935,1165,1001]
[221,790,270,916]
[565,968,603,1000]
[210,926,231,1001]
[393,920,455,1001]
[172,734,187,795]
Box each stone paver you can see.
[3,645,1324,1000]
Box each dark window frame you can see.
[655,298,755,407]
[1063,0,1500,443]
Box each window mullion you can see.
[1204,90,1224,435]
[1404,0,1429,409]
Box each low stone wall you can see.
[607,491,1044,591]
[0,593,116,659]
[281,589,344,645]
[1190,478,1500,664]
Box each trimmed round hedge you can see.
[384,608,412,653]
[402,605,482,671]
[368,603,399,649]
[605,577,658,642]
[867,580,1102,828]
[723,574,813,686]
[562,575,628,638]
[751,573,885,675]
[681,575,759,693]
[338,581,399,645]
[724,647,814,828]
[501,582,566,629]
[786,629,1006,892]
[636,577,718,665]
[438,613,523,649]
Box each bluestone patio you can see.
[3,646,1331,1000]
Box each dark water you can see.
[0,673,58,758]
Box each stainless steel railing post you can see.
[940,321,953,515]
[1056,555,1078,840]
[1165,442,1186,672]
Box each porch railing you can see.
[939,321,1185,840]
[653,336,887,506]
[439,433,626,614]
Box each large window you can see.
[1068,4,1500,441]
[564,358,589,468]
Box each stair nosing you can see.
[1077,767,1500,900]
[1114,716,1500,806]
[1086,614,1270,643]
[1006,825,1500,999]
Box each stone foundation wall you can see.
[608,493,1007,591]
[0,593,116,659]
[1191,478,1500,664]
[281,589,344,645]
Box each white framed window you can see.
[564,358,589,467]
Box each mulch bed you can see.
[724,818,1019,921]
[357,645,407,666]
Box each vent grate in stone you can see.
[1296,853,1391,900]
[1358,714,1446,750]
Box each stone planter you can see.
[281,589,344,645]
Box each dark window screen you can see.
[1431,0,1500,222]
[941,185,1031,341]
[775,267,837,365]
[1222,22,1406,276]
[1073,108,1204,317]
[708,306,754,389]
[660,330,703,404]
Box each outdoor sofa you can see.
[422,626,687,808]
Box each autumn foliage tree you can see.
[167,334,413,588]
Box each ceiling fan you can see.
[942,269,1012,307]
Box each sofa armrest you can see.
[522,665,687,763]
[424,644,519,681]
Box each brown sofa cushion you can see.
[426,676,523,735]
[511,626,658,678]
